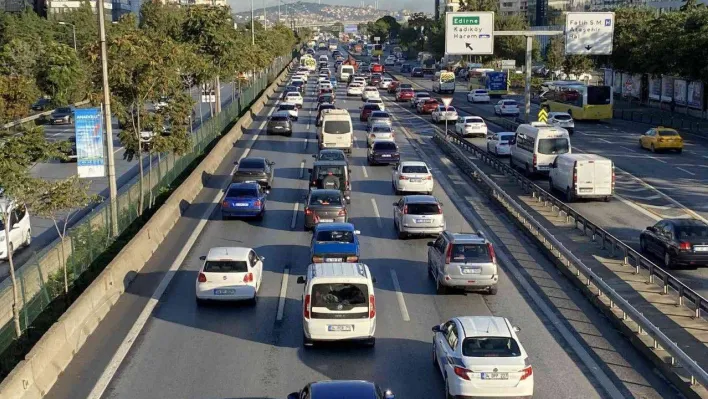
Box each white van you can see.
[318,109,353,154]
[549,154,613,202]
[510,122,571,175]
[297,263,377,347]
[337,64,355,82]
[318,55,329,64]
[0,198,32,260]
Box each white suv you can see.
[432,316,533,398]
[0,199,32,260]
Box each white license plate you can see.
[214,288,236,295]
[415,219,432,223]
[328,325,352,332]
[410,178,422,183]
[235,203,249,207]
[481,372,509,380]
[275,126,282,129]
[381,154,391,157]
[319,219,334,223]
[325,258,342,262]
[580,188,593,193]
[461,267,482,274]
[694,246,708,252]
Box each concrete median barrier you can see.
[0,59,295,399]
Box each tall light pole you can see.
[278,0,280,24]
[251,0,255,45]
[96,0,119,236]
[263,0,267,30]
[58,22,77,52]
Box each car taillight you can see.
[243,273,254,283]
[345,180,350,189]
[312,256,324,263]
[253,200,261,207]
[487,243,496,263]
[445,243,452,264]
[426,175,433,180]
[532,153,537,167]
[369,295,376,318]
[338,209,347,216]
[197,272,207,283]
[305,207,313,215]
[612,169,616,188]
[437,205,443,214]
[573,167,577,187]
[304,294,311,319]
[453,366,471,380]
[222,201,229,207]
[402,205,408,214]
[680,242,692,250]
[520,366,533,381]
[399,175,408,180]
[346,255,359,262]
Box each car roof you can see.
[403,194,438,204]
[310,188,344,195]
[227,182,260,191]
[456,316,513,339]
[310,263,370,279]
[314,222,355,231]
[444,232,486,244]
[205,247,250,261]
[271,111,291,118]
[665,218,708,227]
[310,381,378,397]
[549,112,571,116]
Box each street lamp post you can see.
[251,0,255,45]
[58,22,77,52]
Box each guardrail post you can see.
[696,302,701,319]
[609,240,615,257]
[677,285,684,306]
[649,264,655,283]
[601,232,606,249]
[663,274,669,295]
[635,258,641,275]
[623,247,629,265]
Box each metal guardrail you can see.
[434,129,708,389]
[2,100,91,130]
[613,108,708,135]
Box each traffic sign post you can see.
[565,12,614,55]
[444,12,494,55]
[441,97,453,137]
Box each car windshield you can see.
[450,244,491,262]
[475,90,488,94]
[56,107,71,113]
[402,165,428,174]
[407,203,439,215]
[316,230,355,243]
[537,138,570,155]
[371,112,389,118]
[374,141,397,150]
[462,337,522,357]
[203,260,248,273]
[271,115,289,122]
[323,121,350,134]
[658,130,679,136]
[499,134,514,141]
[676,225,708,240]
[286,93,300,98]
[310,192,343,205]
[311,283,368,308]
[553,114,572,121]
[465,118,483,124]
[239,159,265,169]
[504,101,517,106]
[226,187,258,197]
[318,152,345,161]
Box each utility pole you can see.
[96,0,118,236]
[251,0,255,45]
[263,0,267,30]
[278,0,280,23]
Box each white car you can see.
[318,82,333,91]
[467,89,490,103]
[392,161,433,195]
[0,199,31,260]
[411,92,431,108]
[454,116,487,137]
[547,111,575,134]
[486,131,515,156]
[290,76,305,84]
[296,67,310,76]
[284,92,304,108]
[365,98,385,111]
[379,77,393,89]
[351,77,367,86]
[433,316,533,399]
[317,76,328,84]
[367,124,395,147]
[361,86,380,101]
[195,247,264,304]
[347,83,364,96]
[384,57,396,66]
[494,100,520,117]
[431,105,459,123]
[277,103,299,121]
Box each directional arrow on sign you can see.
[585,45,593,51]
[465,43,474,51]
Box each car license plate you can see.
[381,154,391,157]
[214,288,236,295]
[580,188,592,193]
[415,219,431,223]
[328,325,352,332]
[481,372,509,380]
[325,257,342,262]
[461,267,482,274]
[235,203,249,207]
[694,246,708,252]
[410,178,422,183]
[275,126,282,129]
[319,219,334,223]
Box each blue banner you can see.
[344,24,358,34]
[486,72,508,92]
[74,108,105,178]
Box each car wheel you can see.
[397,229,407,239]
[487,285,498,295]
[256,209,265,221]
[676,148,682,154]
[365,337,376,347]
[650,144,656,153]
[196,297,206,306]
[303,333,314,347]
[664,251,674,268]
[445,377,454,399]
[548,177,555,192]
[566,187,575,202]
[249,293,258,305]
[24,230,31,247]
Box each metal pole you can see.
[97,0,118,236]
[445,118,449,138]
[278,0,280,23]
[524,35,532,123]
[71,25,77,52]
[251,0,255,45]
[263,0,267,30]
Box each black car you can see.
[60,136,77,163]
[317,93,334,105]
[49,106,75,125]
[315,103,336,127]
[401,64,412,73]
[266,113,293,136]
[288,380,395,399]
[367,140,400,165]
[640,218,708,268]
[309,160,351,204]
[232,157,275,190]
[31,98,51,111]
[411,67,424,77]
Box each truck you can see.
[421,58,436,75]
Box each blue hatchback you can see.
[221,182,266,220]
[329,76,338,89]
[310,223,360,263]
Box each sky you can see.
[229,0,434,14]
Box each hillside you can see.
[233,1,402,26]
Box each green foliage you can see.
[50,2,97,56]
[36,42,89,107]
[139,0,186,41]
[459,0,498,12]
[0,75,39,124]
[545,37,564,74]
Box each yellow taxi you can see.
[639,127,683,153]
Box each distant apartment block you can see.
[435,0,460,19]
[590,0,706,10]
[499,0,528,17]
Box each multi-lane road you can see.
[41,51,680,399]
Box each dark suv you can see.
[231,157,275,190]
[308,160,351,204]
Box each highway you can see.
[0,82,243,280]
[385,67,708,296]
[42,52,679,399]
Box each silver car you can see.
[366,111,393,129]
[427,232,499,295]
[547,112,575,134]
[367,124,395,147]
[392,195,446,238]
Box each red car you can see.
[319,87,333,95]
[387,81,401,94]
[417,99,440,114]
[396,89,414,102]
[371,63,384,73]
[360,104,380,121]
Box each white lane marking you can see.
[303,130,308,149]
[619,146,637,153]
[370,198,383,228]
[299,160,305,179]
[113,147,124,154]
[648,156,667,164]
[361,165,369,178]
[290,202,299,230]
[619,193,662,201]
[276,267,290,321]
[613,195,663,221]
[390,269,410,322]
[86,90,279,399]
[676,167,696,176]
[597,138,612,144]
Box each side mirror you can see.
[296,276,306,284]
[199,255,206,261]
[432,325,442,333]
[646,226,655,232]
[513,326,521,332]
[427,241,434,247]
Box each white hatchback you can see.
[347,83,364,96]
[0,199,32,260]
[433,316,533,399]
[487,131,515,156]
[361,86,380,101]
[284,92,304,108]
[195,247,264,305]
[379,77,393,89]
[365,98,385,112]
[392,161,434,195]
[454,116,487,137]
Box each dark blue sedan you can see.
[221,182,266,220]
[288,380,395,399]
[310,223,360,263]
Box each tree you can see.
[36,42,89,107]
[459,0,498,12]
[378,16,401,38]
[610,7,654,74]
[23,176,100,294]
[399,26,420,49]
[545,37,565,78]
[563,55,594,77]
[52,2,98,57]
[139,0,186,41]
[0,75,40,124]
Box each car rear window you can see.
[465,118,484,123]
[475,90,488,94]
[676,225,708,239]
[203,260,248,273]
[402,165,428,174]
[57,107,72,113]
[318,151,345,161]
[311,283,368,308]
[553,114,572,121]
[371,112,389,118]
[499,134,514,141]
[316,166,344,177]
[239,158,265,169]
[407,203,439,215]
[450,244,491,262]
[658,130,679,136]
[271,115,289,122]
[372,126,392,133]
[537,138,570,155]
[323,120,351,134]
[504,101,517,106]
[315,230,355,243]
[462,337,522,357]
[374,141,397,150]
[279,104,296,110]
[226,188,258,197]
[310,192,343,205]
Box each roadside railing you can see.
[433,128,708,390]
[613,108,708,135]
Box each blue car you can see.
[221,182,266,220]
[310,223,360,263]
[329,76,338,89]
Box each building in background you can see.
[590,0,706,11]
[436,0,460,19]
[43,0,115,19]
[499,0,528,17]
[528,0,589,26]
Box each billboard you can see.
[486,72,508,92]
[344,24,357,34]
[74,108,105,178]
[687,81,704,109]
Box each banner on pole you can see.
[75,108,106,178]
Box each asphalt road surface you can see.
[42,52,679,399]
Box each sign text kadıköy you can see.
[445,12,494,55]
[564,12,614,55]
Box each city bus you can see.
[540,82,613,120]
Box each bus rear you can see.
[542,84,613,120]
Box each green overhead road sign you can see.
[445,12,494,55]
